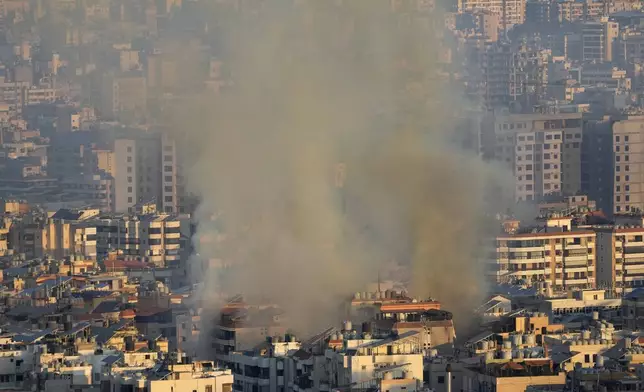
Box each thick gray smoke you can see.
[167,0,510,348]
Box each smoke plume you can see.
[167,0,510,347]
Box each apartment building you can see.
[458,0,525,32]
[493,230,596,292]
[612,116,644,214]
[481,43,550,109]
[228,337,300,392]
[484,112,583,201]
[94,212,188,266]
[582,18,619,63]
[110,132,179,214]
[581,64,630,90]
[212,306,288,366]
[596,226,644,293]
[320,329,424,392]
[45,220,97,260]
[107,362,233,392]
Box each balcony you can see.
[565,278,591,285]
[564,266,588,273]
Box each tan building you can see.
[612,116,644,214]
[458,0,525,32]
[111,133,179,214]
[493,230,596,292]
[596,226,644,293]
[485,112,583,202]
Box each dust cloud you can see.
[166,0,511,345]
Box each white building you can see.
[107,361,233,392]
[228,338,300,392]
[301,331,424,392]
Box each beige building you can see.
[596,226,644,293]
[93,212,189,266]
[458,0,525,32]
[485,112,583,202]
[110,133,179,214]
[108,363,232,392]
[493,230,596,292]
[612,116,644,214]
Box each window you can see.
[544,144,551,149]
[127,176,133,183]
[127,166,132,173]
[626,155,630,161]
[626,195,630,202]
[616,156,621,162]
[164,155,173,162]
[626,165,630,171]
[164,165,173,172]
[127,146,132,152]
[526,164,533,170]
[164,145,173,152]
[617,186,621,192]
[617,176,621,182]
[165,186,173,192]
[544,153,550,159]
[128,197,133,203]
[128,187,133,193]
[626,185,630,191]
[616,136,621,142]
[616,146,620,152]
[573,142,580,148]
[165,176,173,182]
[206,387,213,392]
[617,166,621,172]
[127,156,132,162]
[626,136,630,142]
[544,163,550,169]
[546,135,553,140]
[165,196,173,202]
[526,174,533,180]
[438,376,445,384]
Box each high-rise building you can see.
[109,132,179,214]
[581,117,614,214]
[596,226,644,294]
[481,43,550,110]
[582,18,619,63]
[493,229,596,292]
[458,0,525,33]
[93,211,189,267]
[483,112,583,202]
[612,116,644,214]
